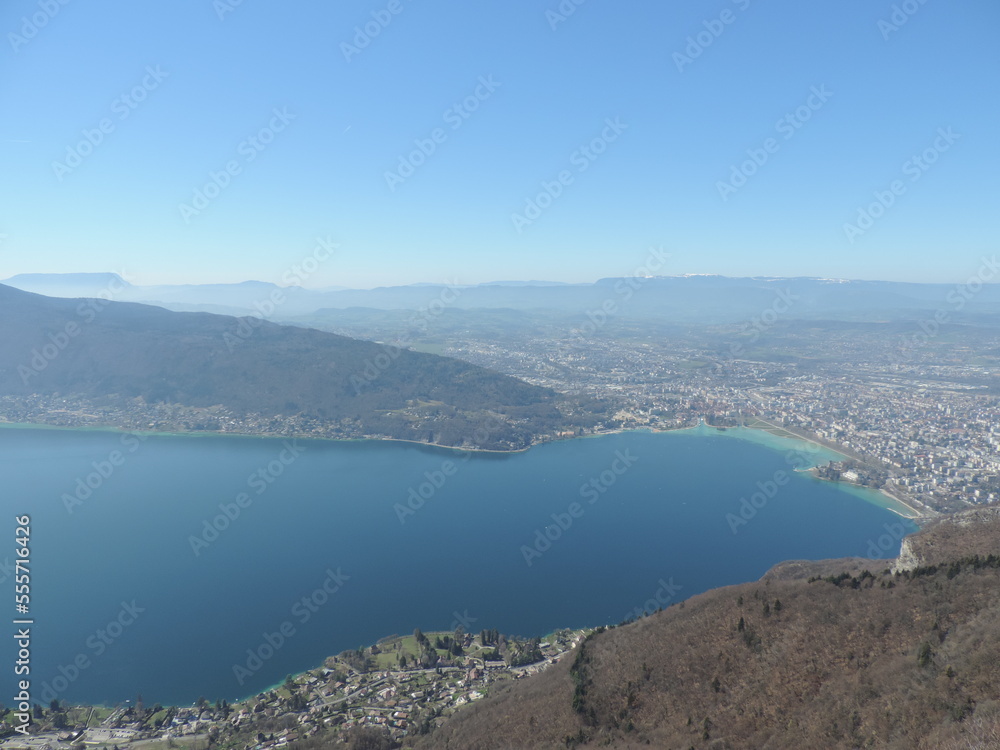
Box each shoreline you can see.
[879,488,927,519]
[798,471,928,520]
[29,624,594,711]
[0,417,845,457]
[714,418,931,520]
[0,418,722,456]
[0,418,934,518]
[0,419,534,455]
[737,416,850,460]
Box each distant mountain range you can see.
[6,272,1000,325]
[0,284,571,448]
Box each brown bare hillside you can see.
[413,508,1000,750]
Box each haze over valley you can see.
[2,0,998,748]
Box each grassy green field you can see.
[371,631,491,670]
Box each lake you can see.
[0,424,917,706]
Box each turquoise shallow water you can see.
[0,426,916,706]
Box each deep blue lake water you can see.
[0,425,917,706]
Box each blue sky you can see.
[1,0,997,288]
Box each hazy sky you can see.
[1,1,997,288]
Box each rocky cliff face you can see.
[893,505,1000,573]
[892,536,921,573]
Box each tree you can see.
[346,726,394,750]
[917,642,933,668]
